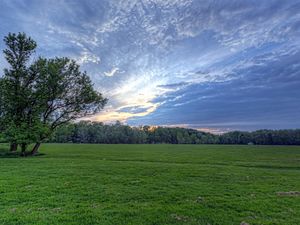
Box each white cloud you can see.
[104,67,119,77]
[76,51,101,64]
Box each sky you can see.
[0,0,299,133]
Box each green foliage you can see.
[50,122,300,145]
[0,33,107,150]
[0,33,39,145]
[0,144,299,224]
[219,129,300,145]
[49,121,218,144]
[30,57,107,139]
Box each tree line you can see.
[48,121,300,145]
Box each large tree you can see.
[0,33,107,155]
[28,57,107,154]
[0,33,37,154]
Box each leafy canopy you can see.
[0,32,107,150]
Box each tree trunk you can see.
[20,143,27,157]
[30,142,41,155]
[10,143,18,152]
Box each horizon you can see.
[0,0,299,132]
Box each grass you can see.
[0,144,299,225]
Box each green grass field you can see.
[0,144,299,225]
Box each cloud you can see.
[104,67,119,77]
[76,51,101,64]
[128,49,300,130]
[0,0,299,131]
[90,102,160,123]
[117,105,152,114]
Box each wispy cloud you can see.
[0,0,299,130]
[104,67,119,77]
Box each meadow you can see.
[0,144,299,225]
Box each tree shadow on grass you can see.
[0,148,45,158]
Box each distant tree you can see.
[48,122,300,146]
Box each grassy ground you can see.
[0,144,299,225]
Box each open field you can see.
[0,144,299,225]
